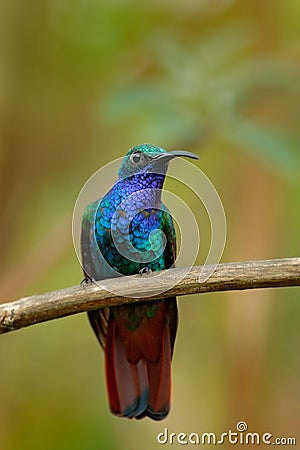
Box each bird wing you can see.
[81,199,112,349]
[160,205,178,353]
[160,204,176,268]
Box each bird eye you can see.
[130,151,143,164]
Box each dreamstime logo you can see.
[236,421,248,432]
[72,155,226,297]
[157,421,297,446]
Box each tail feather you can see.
[105,319,150,418]
[105,313,173,420]
[147,324,171,420]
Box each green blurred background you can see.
[0,1,299,449]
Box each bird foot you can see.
[139,267,152,275]
[80,276,94,287]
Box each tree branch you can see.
[1,258,299,334]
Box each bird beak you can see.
[155,150,199,162]
[167,150,199,160]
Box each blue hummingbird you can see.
[81,144,198,420]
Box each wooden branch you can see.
[1,258,299,334]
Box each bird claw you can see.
[139,267,152,275]
[80,276,94,287]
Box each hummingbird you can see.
[81,143,198,420]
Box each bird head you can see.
[118,143,198,179]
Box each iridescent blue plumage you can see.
[81,143,198,420]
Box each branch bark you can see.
[0,258,299,334]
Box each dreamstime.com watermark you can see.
[157,421,297,446]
